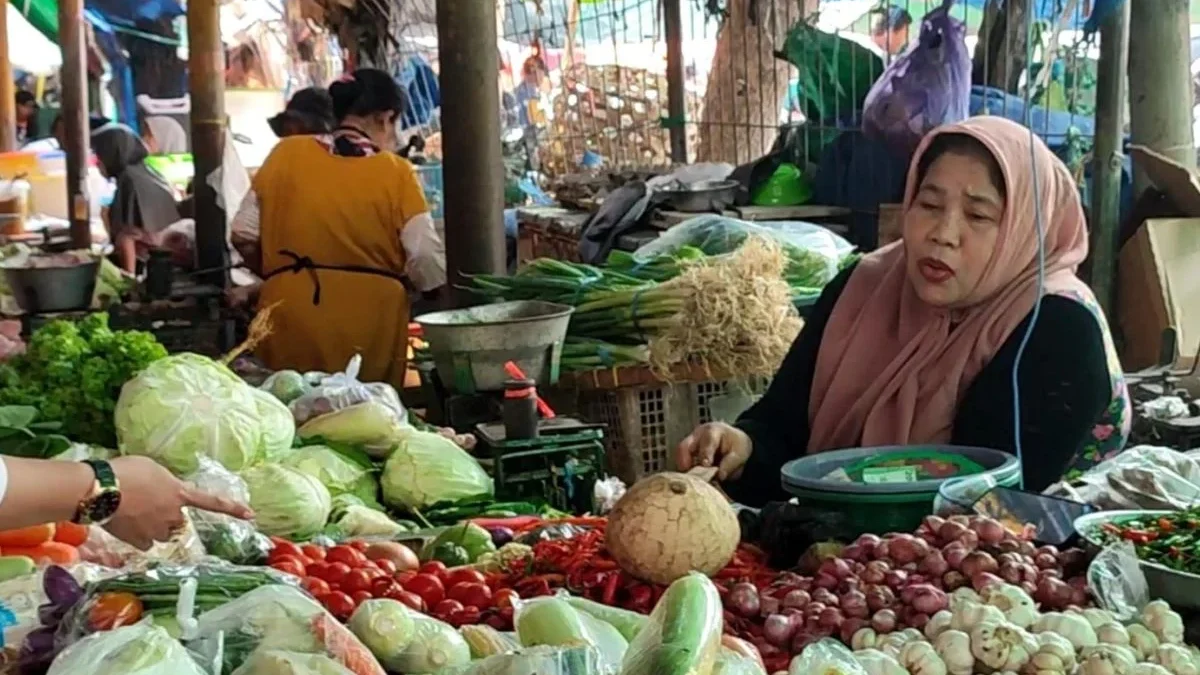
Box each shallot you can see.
[841,590,869,618]
[782,589,811,610]
[872,609,898,633]
[728,582,760,618]
[960,551,999,578]
[908,584,949,615]
[763,613,794,647]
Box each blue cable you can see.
[1010,14,1049,492]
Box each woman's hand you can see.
[675,423,752,481]
[106,457,254,550]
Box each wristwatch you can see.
[72,460,122,526]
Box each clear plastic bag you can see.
[1044,446,1200,511]
[447,645,601,675]
[933,474,999,517]
[47,621,206,675]
[514,596,621,674]
[232,649,357,675]
[713,648,768,675]
[289,355,408,427]
[185,459,271,565]
[786,638,868,675]
[189,584,386,675]
[619,572,723,675]
[1087,542,1150,623]
[861,0,971,153]
[77,515,206,569]
[632,215,848,289]
[261,369,313,405]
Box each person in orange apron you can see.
[231,69,446,388]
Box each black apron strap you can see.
[262,249,416,305]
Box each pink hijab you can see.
[807,117,1093,452]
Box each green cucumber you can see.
[623,573,723,675]
[564,596,649,643]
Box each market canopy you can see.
[12,0,184,43]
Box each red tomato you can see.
[301,544,327,561]
[302,577,331,596]
[446,568,487,587]
[373,579,405,600]
[419,561,449,580]
[351,590,373,606]
[450,606,482,627]
[327,545,367,567]
[432,598,464,621]
[374,559,398,575]
[307,561,330,579]
[498,605,515,625]
[363,567,388,582]
[271,541,304,559]
[270,558,307,578]
[405,573,446,607]
[394,590,426,613]
[394,571,417,586]
[319,562,351,586]
[348,540,368,552]
[320,591,355,621]
[342,569,375,594]
[448,582,493,609]
[493,589,520,611]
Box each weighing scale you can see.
[473,417,607,514]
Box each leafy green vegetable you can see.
[0,314,166,446]
[282,444,378,505]
[0,405,71,458]
[426,523,495,563]
[380,429,492,510]
[242,464,333,541]
[115,353,295,475]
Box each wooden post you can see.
[1088,0,1130,314]
[437,0,505,305]
[188,0,229,287]
[0,0,16,153]
[663,0,687,164]
[1128,0,1194,194]
[58,0,91,248]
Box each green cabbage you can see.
[380,429,492,509]
[261,370,311,404]
[282,445,378,504]
[242,464,332,540]
[297,402,409,458]
[232,651,356,675]
[115,354,295,475]
[47,623,206,675]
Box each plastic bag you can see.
[77,515,206,569]
[185,459,271,565]
[446,645,601,675]
[1044,446,1200,511]
[861,0,971,154]
[1087,542,1149,622]
[620,572,723,675]
[232,649,357,675]
[189,584,386,675]
[289,355,408,427]
[787,639,867,675]
[713,649,768,675]
[633,215,848,289]
[47,621,206,675]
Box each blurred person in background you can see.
[871,6,913,57]
[15,91,39,143]
[140,114,188,155]
[268,87,336,138]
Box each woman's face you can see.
[902,150,1006,308]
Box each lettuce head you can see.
[242,464,332,540]
[281,445,378,505]
[380,429,492,510]
[115,354,294,475]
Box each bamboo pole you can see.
[58,0,91,247]
[0,0,16,153]
[1088,0,1130,313]
[188,0,230,288]
[1128,0,1195,194]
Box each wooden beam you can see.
[188,0,229,286]
[0,0,16,153]
[58,0,91,248]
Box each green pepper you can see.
[425,522,497,563]
[431,542,470,567]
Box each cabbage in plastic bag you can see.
[262,370,311,404]
[444,645,601,675]
[381,429,492,509]
[185,459,271,564]
[115,353,295,475]
[298,403,411,459]
[242,464,333,540]
[191,585,385,675]
[861,0,972,154]
[47,621,206,675]
[290,355,408,426]
[390,608,471,674]
[232,649,357,675]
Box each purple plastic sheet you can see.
[861,0,972,154]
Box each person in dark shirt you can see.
[677,117,1130,505]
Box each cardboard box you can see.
[1118,218,1200,370]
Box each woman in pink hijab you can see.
[677,117,1129,505]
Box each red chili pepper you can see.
[1170,546,1184,558]
[626,584,654,614]
[601,572,621,606]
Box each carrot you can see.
[310,613,385,675]
[53,522,89,547]
[4,542,79,565]
[0,524,56,549]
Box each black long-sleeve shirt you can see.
[725,263,1111,507]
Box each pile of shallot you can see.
[721,514,1092,672]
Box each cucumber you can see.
[515,597,593,649]
[623,573,723,675]
[0,556,35,583]
[565,596,649,642]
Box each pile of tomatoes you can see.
[267,539,522,629]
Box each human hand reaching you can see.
[674,422,753,481]
[106,457,254,550]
